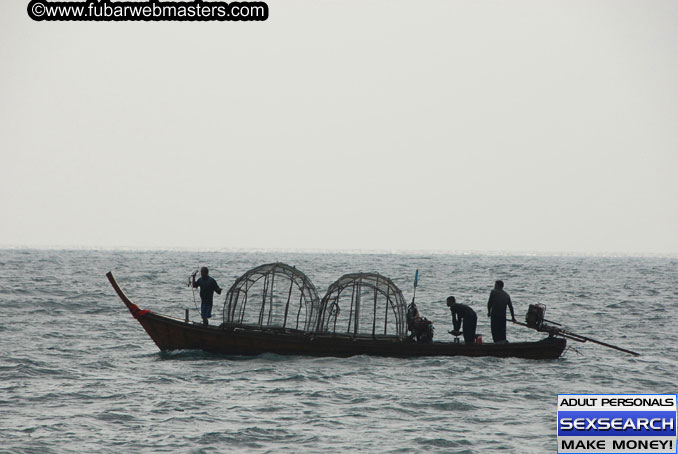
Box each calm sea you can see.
[1,249,676,453]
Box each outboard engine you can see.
[526,303,546,329]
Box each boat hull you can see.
[135,311,566,359]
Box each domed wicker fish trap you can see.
[223,262,321,332]
[316,273,407,339]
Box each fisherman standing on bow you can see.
[487,280,516,343]
[192,267,222,326]
[447,296,477,344]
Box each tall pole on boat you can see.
[412,269,419,304]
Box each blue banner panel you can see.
[558,411,677,437]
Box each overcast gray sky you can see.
[1,0,676,255]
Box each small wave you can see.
[4,359,67,379]
[96,411,139,423]
[413,437,473,449]
[410,399,478,412]
[194,426,308,447]
[155,350,225,361]
[266,373,308,383]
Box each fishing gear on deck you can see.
[512,303,639,356]
[188,268,200,313]
[406,301,434,343]
[406,270,434,343]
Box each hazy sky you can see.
[1,1,676,255]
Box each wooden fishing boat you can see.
[106,264,567,360]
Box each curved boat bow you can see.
[106,271,150,319]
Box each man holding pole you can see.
[192,267,222,326]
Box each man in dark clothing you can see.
[447,296,477,344]
[192,267,222,326]
[487,280,516,343]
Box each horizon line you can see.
[0,244,676,259]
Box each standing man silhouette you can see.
[487,280,515,343]
[192,267,222,326]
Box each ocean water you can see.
[1,249,676,453]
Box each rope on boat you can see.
[188,268,200,314]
